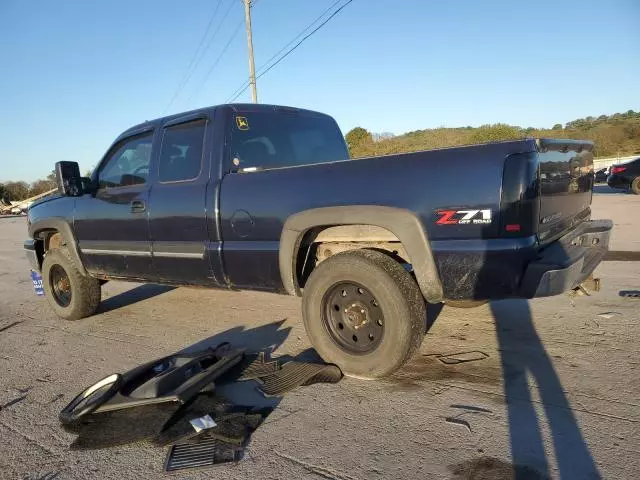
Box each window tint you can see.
[98,133,153,189]
[159,120,206,182]
[230,111,348,170]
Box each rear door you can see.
[147,116,218,285]
[74,130,155,279]
[537,140,594,244]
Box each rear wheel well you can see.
[295,225,410,289]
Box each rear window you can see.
[158,119,206,183]
[230,111,348,170]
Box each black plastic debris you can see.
[445,416,472,433]
[238,352,280,380]
[450,404,493,414]
[59,344,243,426]
[258,361,343,397]
[154,392,271,446]
[0,320,23,333]
[165,437,243,472]
[59,342,342,473]
[0,394,28,411]
[620,290,640,298]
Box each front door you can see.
[148,117,215,284]
[74,131,155,280]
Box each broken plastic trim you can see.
[59,374,122,425]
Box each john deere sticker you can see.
[236,116,249,130]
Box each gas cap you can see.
[230,210,254,238]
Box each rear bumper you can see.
[519,219,613,298]
[24,239,40,272]
[607,174,629,189]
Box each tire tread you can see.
[42,247,101,320]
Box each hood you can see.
[28,192,62,210]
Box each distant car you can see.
[594,167,608,183]
[607,157,640,194]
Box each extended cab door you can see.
[74,129,155,279]
[147,115,220,285]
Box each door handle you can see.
[130,200,146,213]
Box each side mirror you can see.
[55,161,83,197]
[81,177,96,195]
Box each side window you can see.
[98,133,153,189]
[158,119,206,183]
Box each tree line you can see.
[3,110,638,201]
[0,171,57,203]
[345,110,640,159]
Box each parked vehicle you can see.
[607,157,640,194]
[594,167,608,183]
[24,104,612,377]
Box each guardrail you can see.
[593,155,637,170]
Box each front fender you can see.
[29,217,87,276]
[279,205,443,303]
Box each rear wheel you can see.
[42,248,101,320]
[631,177,640,195]
[302,249,426,378]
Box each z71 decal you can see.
[436,209,492,225]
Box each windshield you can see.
[230,110,349,170]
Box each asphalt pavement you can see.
[0,190,639,479]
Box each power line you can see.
[258,0,343,74]
[163,0,237,114]
[224,0,344,103]
[226,0,354,103]
[163,0,224,114]
[186,19,244,105]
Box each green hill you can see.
[345,110,640,159]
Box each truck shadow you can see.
[98,284,176,313]
[490,299,600,479]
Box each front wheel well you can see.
[30,229,62,270]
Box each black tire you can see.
[42,248,101,320]
[631,177,640,195]
[445,300,488,309]
[302,249,426,378]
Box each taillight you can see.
[611,166,627,174]
[500,152,538,237]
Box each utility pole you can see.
[243,0,258,103]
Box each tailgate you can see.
[537,139,594,244]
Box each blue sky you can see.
[1,0,638,182]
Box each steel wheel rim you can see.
[322,282,384,354]
[50,264,72,307]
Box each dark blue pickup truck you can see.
[24,104,612,377]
